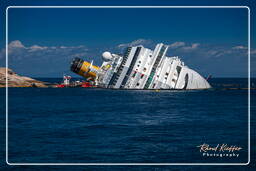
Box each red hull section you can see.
[56,84,66,88]
[81,82,94,88]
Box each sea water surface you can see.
[0,78,254,165]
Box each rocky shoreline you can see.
[0,68,49,88]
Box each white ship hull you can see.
[71,43,211,90]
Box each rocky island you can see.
[0,68,48,87]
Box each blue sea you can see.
[0,78,255,170]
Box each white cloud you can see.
[232,46,247,50]
[0,40,91,77]
[60,46,67,49]
[168,42,200,51]
[8,40,25,49]
[0,40,89,61]
[3,41,88,55]
[29,45,48,52]
[7,40,26,54]
[169,42,185,49]
[182,43,200,50]
[118,39,152,48]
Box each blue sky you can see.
[7,8,248,47]
[0,0,255,77]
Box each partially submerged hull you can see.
[70,43,211,90]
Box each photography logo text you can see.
[197,143,242,158]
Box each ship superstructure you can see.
[71,43,211,89]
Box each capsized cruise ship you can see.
[70,43,211,89]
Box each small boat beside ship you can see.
[55,75,95,88]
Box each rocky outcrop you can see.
[0,68,48,87]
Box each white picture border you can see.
[5,6,251,166]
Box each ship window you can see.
[183,73,189,89]
[143,68,147,72]
[138,61,141,63]
[172,79,176,82]
[165,72,169,76]
[149,55,152,57]
[153,83,156,88]
[137,65,140,67]
[132,72,136,77]
[136,83,140,86]
[176,66,182,75]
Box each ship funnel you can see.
[70,57,100,80]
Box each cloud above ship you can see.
[169,42,185,49]
[118,40,201,51]
[117,39,154,49]
[0,39,255,77]
[170,42,200,51]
